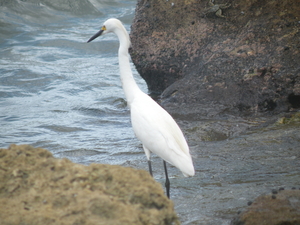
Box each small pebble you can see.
[292,187,296,190]
[271,189,278,194]
[279,187,285,191]
[247,201,252,206]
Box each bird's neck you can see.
[116,28,142,106]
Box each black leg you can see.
[148,160,153,176]
[163,160,170,198]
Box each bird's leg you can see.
[148,160,153,176]
[163,160,170,198]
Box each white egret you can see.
[87,18,195,198]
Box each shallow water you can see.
[1,1,299,224]
[0,0,145,165]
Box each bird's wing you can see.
[130,94,190,160]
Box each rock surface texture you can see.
[0,145,179,225]
[231,189,300,225]
[130,0,300,118]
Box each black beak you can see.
[87,29,104,43]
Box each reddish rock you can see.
[231,189,300,225]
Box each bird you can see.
[87,18,195,198]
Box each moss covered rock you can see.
[0,144,179,225]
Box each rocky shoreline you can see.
[1,144,299,224]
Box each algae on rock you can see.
[0,144,180,225]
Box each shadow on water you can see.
[0,1,299,224]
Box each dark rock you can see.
[130,0,300,118]
[0,144,179,225]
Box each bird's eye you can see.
[102,25,106,31]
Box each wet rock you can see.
[0,144,179,225]
[231,190,300,225]
[130,0,300,118]
[277,112,300,125]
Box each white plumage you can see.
[88,18,195,197]
[130,94,195,177]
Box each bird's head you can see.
[87,18,126,43]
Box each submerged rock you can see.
[0,144,179,225]
[231,189,300,225]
